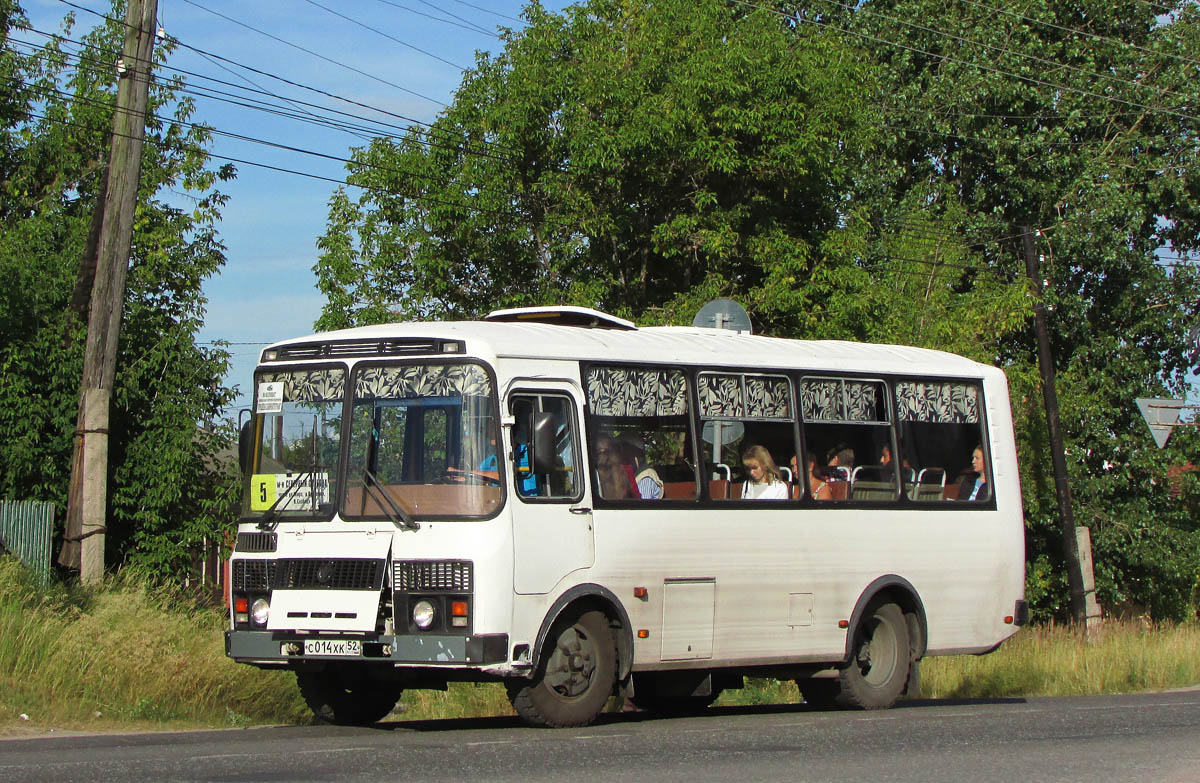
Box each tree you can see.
[802,0,1200,619]
[316,0,882,334]
[0,2,239,580]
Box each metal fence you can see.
[0,500,54,581]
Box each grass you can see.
[2,553,1198,735]
[0,556,309,735]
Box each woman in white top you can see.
[741,445,790,500]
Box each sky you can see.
[22,0,571,414]
[16,0,1199,425]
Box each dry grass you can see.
[3,553,1197,735]
[919,620,1200,699]
[0,557,307,735]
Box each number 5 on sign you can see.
[250,474,277,511]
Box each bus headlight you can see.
[412,599,435,629]
[250,598,270,627]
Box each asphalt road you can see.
[2,690,1198,782]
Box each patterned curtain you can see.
[354,363,491,399]
[800,378,884,423]
[261,369,345,402]
[895,381,979,423]
[586,367,688,416]
[698,373,791,420]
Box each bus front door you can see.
[509,386,594,595]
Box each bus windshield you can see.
[244,366,345,520]
[343,361,501,520]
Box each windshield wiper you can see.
[256,469,318,531]
[362,469,420,532]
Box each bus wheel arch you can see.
[509,585,629,727]
[529,583,634,683]
[835,575,928,708]
[845,575,928,663]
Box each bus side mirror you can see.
[238,416,253,476]
[531,411,557,475]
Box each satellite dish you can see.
[701,420,744,445]
[692,298,752,334]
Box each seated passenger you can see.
[805,454,832,500]
[880,443,916,485]
[595,433,636,499]
[957,446,991,502]
[740,445,789,500]
[824,444,854,483]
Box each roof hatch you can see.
[483,306,637,330]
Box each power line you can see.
[300,0,469,71]
[173,0,446,106]
[959,0,1200,71]
[442,0,523,25]
[729,0,1200,125]
[388,0,497,37]
[14,23,526,161]
[824,0,1197,105]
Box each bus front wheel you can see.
[296,668,403,726]
[836,601,910,710]
[507,609,616,728]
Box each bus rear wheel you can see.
[296,668,403,726]
[507,609,616,728]
[836,601,910,710]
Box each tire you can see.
[836,601,910,709]
[507,609,616,728]
[796,677,841,708]
[296,668,403,726]
[629,673,721,714]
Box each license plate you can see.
[303,639,362,657]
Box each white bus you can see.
[226,306,1027,727]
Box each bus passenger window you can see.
[509,393,581,502]
[800,377,898,502]
[894,381,991,504]
[698,373,796,502]
[584,366,698,501]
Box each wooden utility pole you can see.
[60,0,159,583]
[1020,227,1100,631]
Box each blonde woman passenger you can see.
[741,445,789,500]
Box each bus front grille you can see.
[274,559,385,590]
[231,559,276,592]
[393,560,473,592]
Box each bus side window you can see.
[509,393,582,502]
[894,380,991,504]
[799,377,897,502]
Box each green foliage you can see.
[814,0,1200,620]
[0,3,239,579]
[0,557,308,730]
[311,0,1200,620]
[315,0,882,333]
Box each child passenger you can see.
[741,445,789,500]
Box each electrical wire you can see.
[299,0,470,71]
[173,0,447,106]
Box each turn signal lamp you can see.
[450,600,469,628]
[838,620,850,629]
[633,587,648,599]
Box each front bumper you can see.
[226,630,508,666]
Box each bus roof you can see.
[266,317,996,379]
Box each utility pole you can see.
[1020,227,1100,632]
[60,0,159,583]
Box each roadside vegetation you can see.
[3,556,1197,735]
